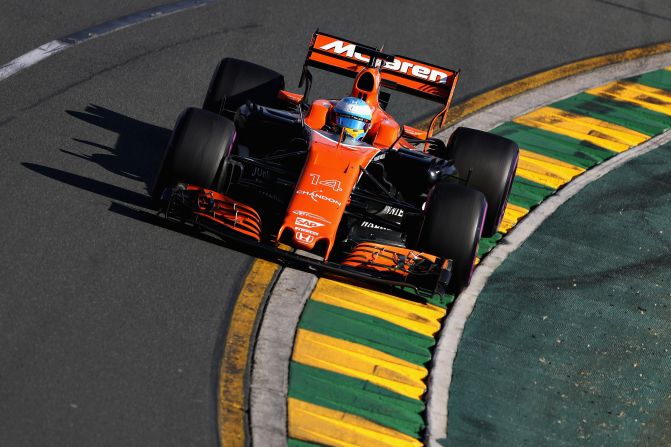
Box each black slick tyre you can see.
[203,58,285,117]
[417,182,486,294]
[151,107,235,199]
[448,127,519,237]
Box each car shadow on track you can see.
[23,103,169,208]
[22,103,169,208]
[21,104,235,247]
[64,104,171,192]
[22,162,155,209]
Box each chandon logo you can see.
[319,40,450,84]
[296,189,342,207]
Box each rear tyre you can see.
[448,127,519,237]
[151,107,236,200]
[417,182,486,294]
[203,58,285,117]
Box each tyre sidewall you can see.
[167,107,236,190]
[417,182,486,293]
[449,127,519,237]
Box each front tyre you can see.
[417,182,486,294]
[151,107,236,200]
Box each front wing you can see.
[162,185,452,299]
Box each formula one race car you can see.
[152,31,519,295]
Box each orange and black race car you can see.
[152,31,519,296]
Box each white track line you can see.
[426,51,671,447]
[0,41,71,81]
[0,0,216,82]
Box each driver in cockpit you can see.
[329,96,373,142]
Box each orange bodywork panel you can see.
[278,130,378,258]
[277,89,304,105]
[402,125,428,140]
[304,99,331,130]
[368,111,401,148]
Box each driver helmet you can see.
[332,97,373,141]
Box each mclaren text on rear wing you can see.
[303,31,460,106]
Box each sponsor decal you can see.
[309,173,342,192]
[292,210,331,224]
[251,167,271,179]
[319,40,449,84]
[296,189,342,207]
[361,221,392,231]
[295,231,315,243]
[293,227,319,236]
[381,206,404,217]
[257,190,282,203]
[295,217,324,229]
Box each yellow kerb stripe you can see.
[586,80,671,116]
[218,259,279,447]
[499,203,530,234]
[288,398,422,447]
[513,106,649,153]
[292,329,427,400]
[311,278,446,337]
[516,148,586,190]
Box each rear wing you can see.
[301,31,460,134]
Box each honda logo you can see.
[295,231,315,243]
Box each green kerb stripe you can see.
[551,92,671,136]
[626,68,671,91]
[490,122,615,168]
[509,176,555,210]
[289,362,425,438]
[288,439,323,447]
[394,286,454,308]
[298,300,435,366]
[479,232,503,258]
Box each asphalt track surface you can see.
[1,1,671,445]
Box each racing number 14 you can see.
[309,174,342,192]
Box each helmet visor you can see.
[336,115,369,131]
